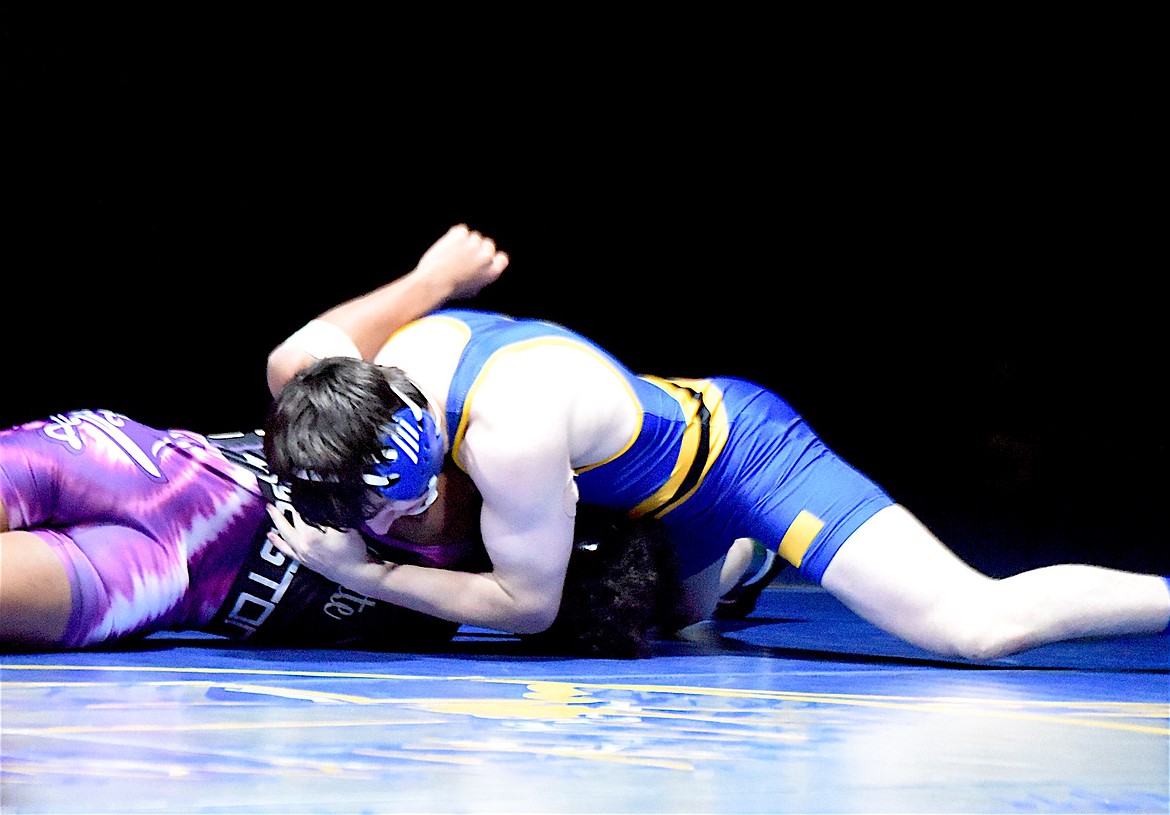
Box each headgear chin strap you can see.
[360,385,444,508]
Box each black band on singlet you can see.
[647,386,711,519]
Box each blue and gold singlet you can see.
[433,309,893,581]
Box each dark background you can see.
[4,19,1164,576]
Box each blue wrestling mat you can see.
[2,584,1167,814]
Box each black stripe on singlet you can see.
[648,385,711,519]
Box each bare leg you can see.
[0,531,72,648]
[679,557,727,627]
[718,538,756,595]
[674,538,769,623]
[821,505,1170,660]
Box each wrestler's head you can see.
[264,357,443,531]
[522,504,685,659]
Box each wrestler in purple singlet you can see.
[0,409,461,650]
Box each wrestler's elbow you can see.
[266,345,312,396]
[505,595,561,635]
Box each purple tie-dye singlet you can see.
[0,409,264,648]
[1,410,470,650]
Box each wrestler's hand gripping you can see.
[266,505,395,585]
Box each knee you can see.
[930,586,1029,661]
[944,627,1027,662]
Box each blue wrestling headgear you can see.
[363,388,443,509]
[295,384,443,513]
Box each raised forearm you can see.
[266,264,452,396]
[266,224,507,395]
[315,269,455,361]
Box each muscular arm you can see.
[417,380,580,632]
[267,402,578,634]
[269,486,574,633]
[266,225,509,396]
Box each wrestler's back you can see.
[375,311,641,472]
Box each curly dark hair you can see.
[520,504,685,659]
[369,501,684,659]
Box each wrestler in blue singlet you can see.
[435,309,894,581]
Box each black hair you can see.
[374,501,684,659]
[521,505,685,659]
[264,357,427,530]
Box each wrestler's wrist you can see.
[354,558,399,587]
[408,263,460,305]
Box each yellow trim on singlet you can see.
[378,312,474,466]
[777,509,826,568]
[629,376,729,519]
[381,311,473,351]
[450,336,644,474]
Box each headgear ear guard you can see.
[361,384,444,511]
